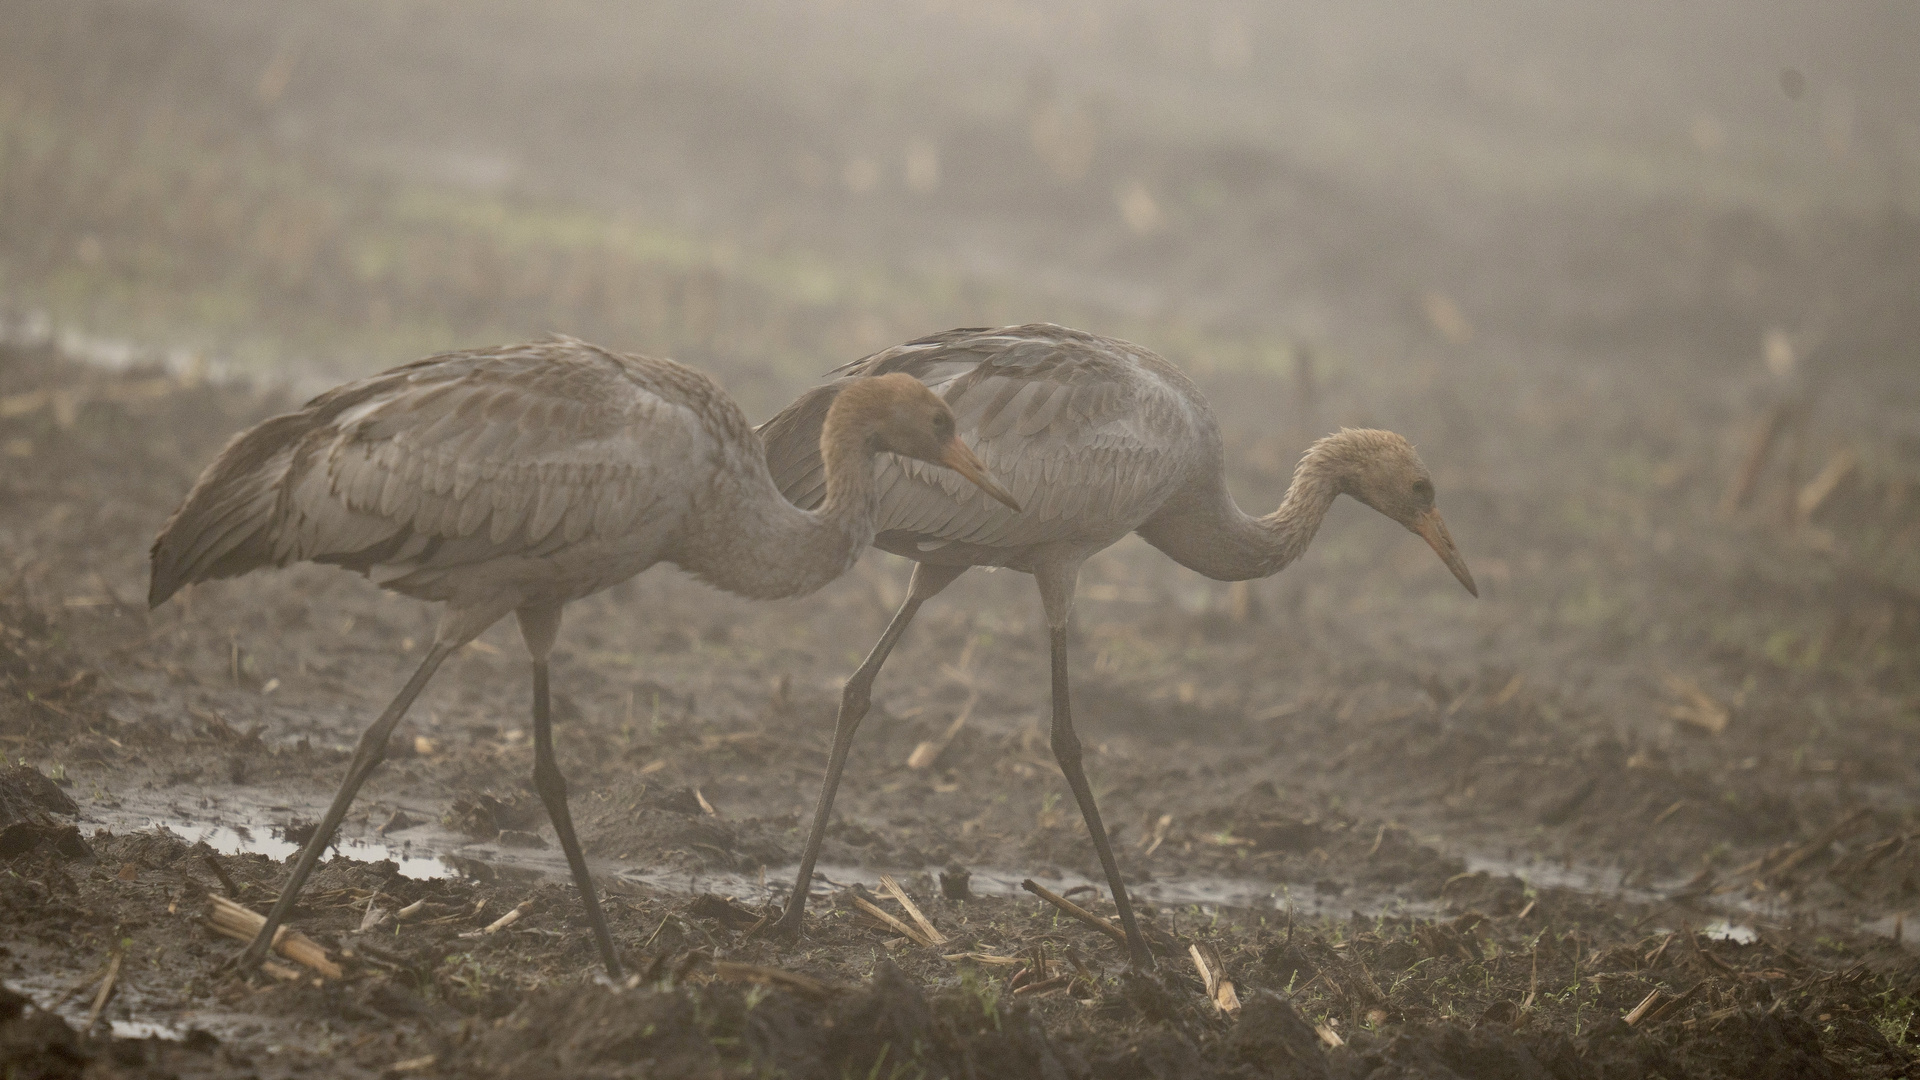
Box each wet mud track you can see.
[5,338,1920,1078]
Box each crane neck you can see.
[817,413,881,526]
[674,398,879,601]
[1137,436,1346,582]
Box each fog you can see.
[2,2,1918,1072]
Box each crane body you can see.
[151,337,1015,978]
[760,324,1476,967]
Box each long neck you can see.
[677,421,880,600]
[1136,442,1344,582]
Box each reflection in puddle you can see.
[1862,913,1914,945]
[1700,920,1759,944]
[619,863,1441,922]
[159,821,453,880]
[15,976,208,1046]
[65,786,1810,1044]
[1463,852,1678,903]
[110,1019,187,1040]
[94,791,1775,938]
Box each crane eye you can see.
[933,413,953,437]
[1412,479,1433,498]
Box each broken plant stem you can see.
[201,853,242,899]
[207,895,343,978]
[850,893,934,948]
[83,949,122,1033]
[1021,879,1128,947]
[877,874,946,946]
[483,900,534,934]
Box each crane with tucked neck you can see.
[759,324,1476,969]
[148,337,1017,979]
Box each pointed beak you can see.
[938,437,1022,512]
[1412,508,1477,597]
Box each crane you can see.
[149,336,1017,978]
[759,324,1476,968]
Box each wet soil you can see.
[4,331,1920,1079]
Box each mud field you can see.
[3,322,1919,1079]
[5,2,1920,1077]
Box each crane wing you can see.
[760,325,1201,552]
[152,340,716,603]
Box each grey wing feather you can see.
[758,324,1201,551]
[151,342,717,606]
[756,383,839,511]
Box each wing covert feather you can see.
[758,324,1203,552]
[278,343,715,568]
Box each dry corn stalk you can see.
[483,900,534,934]
[1663,675,1729,735]
[1188,943,1241,1012]
[942,951,1019,965]
[877,874,947,945]
[1020,879,1130,947]
[1623,988,1663,1026]
[1796,446,1858,521]
[850,893,935,948]
[207,895,343,978]
[907,691,976,770]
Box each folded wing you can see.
[151,341,713,605]
[759,325,1199,553]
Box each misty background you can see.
[1,0,1916,723]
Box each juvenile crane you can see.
[760,324,1477,968]
[149,337,1017,979]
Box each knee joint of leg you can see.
[533,761,567,798]
[840,680,872,715]
[353,728,391,764]
[1051,730,1083,767]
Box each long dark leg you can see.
[236,641,456,970]
[777,562,966,938]
[519,604,622,979]
[1033,562,1154,969]
[1047,625,1153,968]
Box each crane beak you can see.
[1412,508,1477,597]
[938,438,1022,512]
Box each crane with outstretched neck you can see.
[759,323,1476,969]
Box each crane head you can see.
[835,373,1022,512]
[1333,429,1477,597]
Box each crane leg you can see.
[777,562,965,938]
[235,640,457,972]
[1034,563,1155,969]
[519,604,623,980]
[1046,626,1154,968]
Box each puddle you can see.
[109,1019,189,1040]
[1463,852,1679,904]
[11,970,248,1047]
[165,820,453,880]
[1700,920,1759,944]
[86,787,1446,918]
[618,862,1442,924]
[1859,913,1916,946]
[81,788,1775,935]
[84,789,457,881]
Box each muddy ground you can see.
[3,319,1919,1080]
[5,2,1920,1077]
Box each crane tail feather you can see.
[147,415,309,607]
